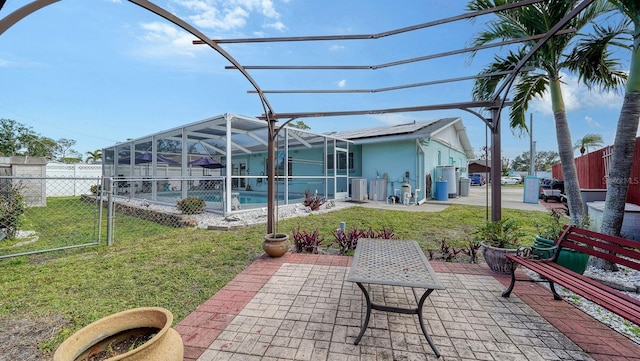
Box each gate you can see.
[0,176,103,259]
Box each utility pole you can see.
[529,113,535,176]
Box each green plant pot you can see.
[533,236,589,275]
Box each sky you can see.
[0,0,635,162]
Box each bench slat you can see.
[563,233,640,261]
[506,255,640,325]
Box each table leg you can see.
[415,289,440,358]
[354,282,372,345]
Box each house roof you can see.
[328,118,475,158]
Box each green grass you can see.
[0,200,547,353]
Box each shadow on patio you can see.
[176,253,639,361]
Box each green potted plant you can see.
[474,219,525,274]
[533,209,589,274]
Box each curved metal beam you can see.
[0,0,60,36]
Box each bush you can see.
[0,184,26,239]
[292,226,324,254]
[176,197,206,214]
[332,226,396,255]
[303,189,325,211]
[89,184,101,195]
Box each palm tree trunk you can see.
[594,44,640,270]
[550,79,585,225]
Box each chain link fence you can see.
[0,175,270,258]
[0,176,103,259]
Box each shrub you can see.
[331,226,396,255]
[534,208,565,240]
[473,218,524,248]
[0,183,26,239]
[292,226,324,254]
[303,189,325,211]
[176,196,206,214]
[89,184,101,195]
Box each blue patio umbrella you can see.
[188,157,225,169]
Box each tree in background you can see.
[573,133,604,155]
[501,157,511,176]
[54,138,82,163]
[511,150,560,172]
[288,120,310,130]
[466,0,625,225]
[85,149,102,164]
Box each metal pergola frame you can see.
[0,0,595,234]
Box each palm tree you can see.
[85,149,102,164]
[573,133,605,155]
[466,0,625,225]
[565,0,639,270]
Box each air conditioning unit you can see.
[351,178,367,201]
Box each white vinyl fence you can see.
[46,163,102,196]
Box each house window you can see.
[449,157,454,165]
[437,151,442,165]
[275,156,292,177]
[327,152,354,170]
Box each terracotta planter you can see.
[480,242,519,274]
[263,233,290,257]
[54,307,183,361]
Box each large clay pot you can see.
[480,242,519,274]
[54,307,183,361]
[263,233,290,257]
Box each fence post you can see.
[105,177,114,246]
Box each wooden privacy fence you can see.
[552,137,640,205]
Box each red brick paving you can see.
[177,253,640,361]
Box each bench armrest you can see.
[530,244,559,261]
[515,245,558,261]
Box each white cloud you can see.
[529,72,624,116]
[584,116,601,128]
[329,45,345,51]
[337,79,346,88]
[134,0,288,60]
[136,22,205,58]
[265,21,286,31]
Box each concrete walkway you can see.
[176,253,640,361]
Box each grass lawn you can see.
[0,201,549,355]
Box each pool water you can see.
[169,191,304,205]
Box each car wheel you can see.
[543,195,548,202]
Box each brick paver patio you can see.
[175,253,640,361]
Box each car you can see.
[508,176,522,184]
[500,176,519,185]
[469,173,486,186]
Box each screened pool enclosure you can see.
[102,113,352,215]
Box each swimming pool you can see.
[163,190,304,205]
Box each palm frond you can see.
[563,21,631,91]
[509,74,548,134]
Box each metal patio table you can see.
[347,238,445,357]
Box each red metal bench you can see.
[502,225,640,326]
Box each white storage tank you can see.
[437,165,457,198]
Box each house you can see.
[331,118,474,203]
[101,115,474,213]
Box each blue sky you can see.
[0,0,633,161]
